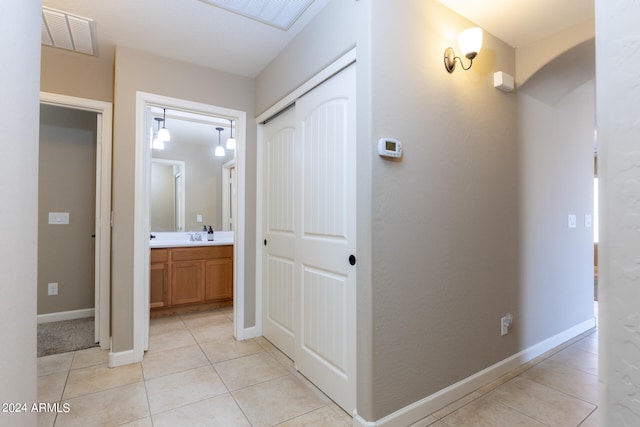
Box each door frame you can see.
[222,159,236,231]
[40,92,113,350]
[133,92,248,361]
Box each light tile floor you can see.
[38,306,598,426]
[37,306,351,427]
[418,327,598,427]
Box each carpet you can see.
[37,317,98,357]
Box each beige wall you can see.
[0,2,40,425]
[367,1,520,419]
[258,0,594,422]
[41,47,113,102]
[38,104,97,315]
[518,44,595,348]
[112,46,256,351]
[596,0,640,423]
[254,0,357,115]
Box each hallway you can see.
[37,307,598,426]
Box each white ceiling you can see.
[42,0,331,78]
[437,0,594,48]
[42,1,594,79]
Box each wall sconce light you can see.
[444,27,483,73]
[214,127,226,157]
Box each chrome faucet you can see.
[190,232,204,242]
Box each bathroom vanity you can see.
[149,232,233,316]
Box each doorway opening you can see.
[38,92,113,353]
[133,92,247,361]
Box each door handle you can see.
[264,239,267,246]
[349,254,356,266]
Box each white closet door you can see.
[294,64,356,413]
[262,107,297,358]
[261,64,356,413]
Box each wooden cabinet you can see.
[150,245,233,314]
[171,261,203,305]
[204,258,233,301]
[150,249,169,309]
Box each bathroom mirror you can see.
[149,107,235,232]
[151,159,185,231]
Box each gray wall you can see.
[518,41,595,348]
[0,2,40,424]
[257,0,594,422]
[112,46,256,352]
[596,0,640,423]
[367,1,520,419]
[254,0,357,115]
[38,104,97,315]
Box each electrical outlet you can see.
[48,282,58,296]
[501,313,513,336]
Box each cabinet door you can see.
[150,262,168,308]
[171,260,203,305]
[204,258,233,301]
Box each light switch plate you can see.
[48,212,69,225]
[48,282,58,296]
[197,214,203,223]
[568,214,577,229]
[585,214,593,228]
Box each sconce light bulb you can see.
[458,27,482,59]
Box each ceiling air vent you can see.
[198,0,315,31]
[42,7,96,56]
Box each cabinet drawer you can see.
[151,248,169,263]
[171,245,233,262]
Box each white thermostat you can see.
[378,138,402,158]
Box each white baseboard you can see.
[37,308,94,324]
[109,349,137,368]
[236,325,261,341]
[353,317,597,427]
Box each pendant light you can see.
[152,117,165,150]
[214,127,225,157]
[157,108,171,141]
[226,119,236,150]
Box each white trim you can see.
[39,92,112,351]
[222,159,235,232]
[236,325,261,341]
[37,309,95,324]
[255,47,356,124]
[254,124,264,336]
[134,92,249,366]
[109,349,136,367]
[352,317,597,427]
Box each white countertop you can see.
[149,231,234,248]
